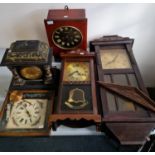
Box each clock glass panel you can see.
[100,49,132,69]
[52,26,83,50]
[6,99,48,129]
[20,66,43,80]
[63,62,90,82]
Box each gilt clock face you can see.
[52,26,83,50]
[100,49,132,69]
[6,99,48,129]
[20,66,43,80]
[63,62,90,81]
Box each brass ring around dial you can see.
[20,66,42,80]
[52,26,83,50]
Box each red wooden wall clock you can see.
[44,6,87,59]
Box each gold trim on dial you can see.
[52,26,83,50]
[20,66,43,80]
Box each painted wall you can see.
[0,3,155,87]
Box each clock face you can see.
[20,66,43,80]
[100,49,132,69]
[6,99,47,129]
[52,26,83,50]
[63,62,90,81]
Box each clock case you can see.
[50,50,101,129]
[44,6,87,60]
[0,40,57,136]
[90,35,155,145]
[0,90,55,136]
[0,40,57,90]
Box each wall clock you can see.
[44,6,87,59]
[90,35,155,145]
[49,50,101,129]
[0,90,55,136]
[0,40,53,90]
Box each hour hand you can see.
[26,109,31,118]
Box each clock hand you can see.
[68,70,78,76]
[76,71,86,76]
[23,99,32,105]
[23,104,32,118]
[106,54,119,65]
[25,109,31,118]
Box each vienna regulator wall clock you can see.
[44,6,87,59]
[49,50,101,129]
[90,35,155,145]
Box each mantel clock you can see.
[0,40,53,90]
[90,35,155,145]
[50,50,101,129]
[44,6,87,59]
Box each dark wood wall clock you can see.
[0,40,54,90]
[0,90,55,136]
[44,6,87,59]
[90,35,155,145]
[49,50,101,129]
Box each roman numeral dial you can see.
[52,26,83,50]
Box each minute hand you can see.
[106,54,119,65]
[68,70,78,77]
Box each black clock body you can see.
[0,40,56,90]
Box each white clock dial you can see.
[6,99,48,129]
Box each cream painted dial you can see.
[100,49,132,69]
[6,99,47,129]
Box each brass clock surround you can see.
[20,66,43,80]
[100,49,132,69]
[63,62,90,82]
[52,26,83,50]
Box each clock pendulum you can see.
[65,88,88,110]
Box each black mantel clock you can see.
[0,40,53,90]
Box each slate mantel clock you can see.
[50,50,101,129]
[90,35,155,145]
[44,6,87,59]
[0,40,53,90]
